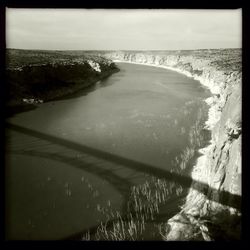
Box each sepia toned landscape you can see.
[5,9,241,241]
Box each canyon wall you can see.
[6,49,119,115]
[103,49,242,240]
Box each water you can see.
[5,62,210,240]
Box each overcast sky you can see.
[6,8,242,50]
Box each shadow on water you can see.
[5,71,119,117]
[5,104,37,117]
[51,79,110,102]
[5,123,241,209]
[9,149,133,215]
[51,71,120,102]
[5,123,241,239]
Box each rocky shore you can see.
[103,49,242,240]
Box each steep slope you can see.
[103,49,242,240]
[5,49,119,115]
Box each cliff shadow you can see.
[51,70,120,102]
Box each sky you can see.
[6,8,242,50]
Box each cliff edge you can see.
[5,49,119,116]
[103,49,242,240]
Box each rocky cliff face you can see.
[103,49,242,240]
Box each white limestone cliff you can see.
[103,50,242,240]
[87,60,101,72]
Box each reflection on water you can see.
[5,62,210,240]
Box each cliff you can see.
[5,49,119,116]
[103,49,242,240]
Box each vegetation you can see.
[5,49,119,115]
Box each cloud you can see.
[6,8,242,50]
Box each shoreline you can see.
[114,60,217,128]
[113,59,220,238]
[110,54,241,240]
[6,67,120,117]
[113,59,216,177]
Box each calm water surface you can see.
[5,63,210,239]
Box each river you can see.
[5,62,211,240]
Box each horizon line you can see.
[6,47,242,51]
